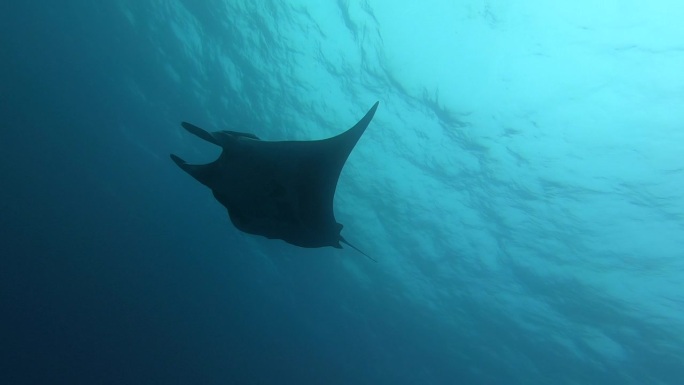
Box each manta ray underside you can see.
[171,101,379,260]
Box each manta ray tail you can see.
[340,236,377,263]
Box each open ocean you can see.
[2,1,683,384]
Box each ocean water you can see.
[2,1,683,384]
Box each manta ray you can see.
[171,101,379,261]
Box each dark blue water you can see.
[2,2,683,384]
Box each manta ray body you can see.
[171,102,379,260]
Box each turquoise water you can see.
[2,1,683,384]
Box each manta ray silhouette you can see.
[171,101,379,261]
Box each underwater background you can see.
[2,1,683,384]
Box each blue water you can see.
[2,1,683,384]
